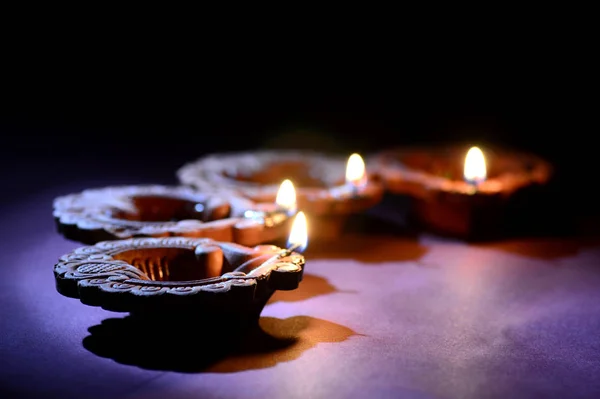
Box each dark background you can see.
[0,50,594,215]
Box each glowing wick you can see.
[287,211,308,252]
[464,146,487,185]
[276,179,297,212]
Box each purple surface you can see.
[2,179,600,399]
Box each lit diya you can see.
[53,183,299,247]
[177,150,384,239]
[54,212,307,323]
[370,145,553,239]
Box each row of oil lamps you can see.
[51,145,501,318]
[278,146,486,251]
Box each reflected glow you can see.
[276,179,297,211]
[346,153,367,188]
[464,146,487,184]
[287,211,308,252]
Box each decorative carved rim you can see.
[53,185,289,245]
[369,145,553,198]
[177,150,384,215]
[54,237,305,313]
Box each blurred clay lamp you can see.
[370,144,553,240]
[52,184,302,248]
[53,212,308,323]
[331,153,369,197]
[308,152,383,208]
[234,179,298,246]
[178,150,384,240]
[243,179,297,227]
[299,152,384,239]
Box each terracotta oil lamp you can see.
[370,145,553,239]
[177,150,384,239]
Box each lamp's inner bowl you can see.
[112,247,236,282]
[223,161,332,188]
[393,148,534,180]
[109,195,230,222]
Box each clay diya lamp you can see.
[177,151,384,239]
[54,212,308,326]
[370,145,553,240]
[53,183,299,247]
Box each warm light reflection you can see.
[276,179,297,211]
[287,211,308,252]
[346,153,367,188]
[464,146,486,184]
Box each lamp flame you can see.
[276,179,297,211]
[464,146,486,184]
[287,211,308,252]
[346,153,367,188]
